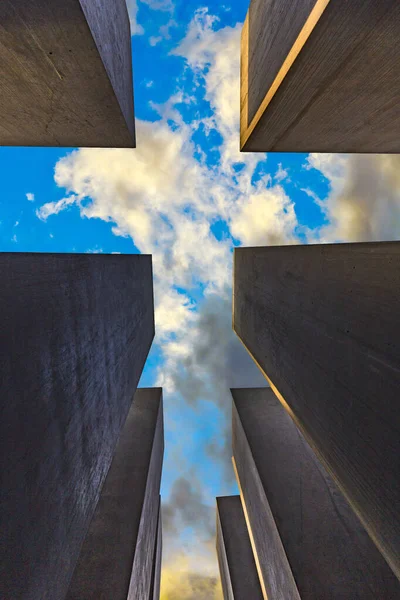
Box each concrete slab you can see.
[241,0,400,152]
[0,0,135,147]
[0,253,154,600]
[233,242,400,579]
[149,497,162,600]
[66,388,164,600]
[216,495,263,600]
[232,387,400,599]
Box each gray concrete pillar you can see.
[0,252,154,600]
[241,0,400,152]
[233,242,400,579]
[0,0,135,147]
[66,388,164,600]
[232,387,400,599]
[149,497,163,600]
[216,495,263,600]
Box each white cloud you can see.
[11,234,17,243]
[36,195,77,221]
[160,18,177,37]
[306,152,348,189]
[274,163,289,182]
[149,17,177,46]
[301,187,322,206]
[26,192,35,202]
[230,182,298,247]
[126,0,174,36]
[172,9,259,176]
[306,154,400,243]
[125,0,144,35]
[149,35,162,46]
[171,9,220,64]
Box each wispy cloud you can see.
[36,195,77,221]
[126,0,175,36]
[125,0,144,35]
[274,163,289,182]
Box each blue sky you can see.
[1,1,398,598]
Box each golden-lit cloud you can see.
[160,555,223,600]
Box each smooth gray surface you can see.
[67,388,164,600]
[0,253,154,600]
[0,0,135,147]
[232,388,400,599]
[233,242,400,580]
[216,496,263,600]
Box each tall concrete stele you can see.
[0,0,135,147]
[230,388,400,600]
[0,253,163,600]
[216,496,263,600]
[66,388,164,600]
[233,242,400,584]
[240,0,400,152]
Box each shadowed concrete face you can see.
[149,497,163,600]
[233,242,400,580]
[241,0,400,152]
[66,389,164,600]
[216,495,263,600]
[0,253,154,600]
[0,0,135,147]
[232,387,400,599]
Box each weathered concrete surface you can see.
[233,242,400,579]
[233,395,301,600]
[245,0,315,126]
[217,506,234,600]
[241,0,400,152]
[216,495,263,600]
[232,388,400,599]
[128,393,163,600]
[148,497,162,600]
[66,388,164,600]
[0,0,135,147]
[0,253,154,600]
